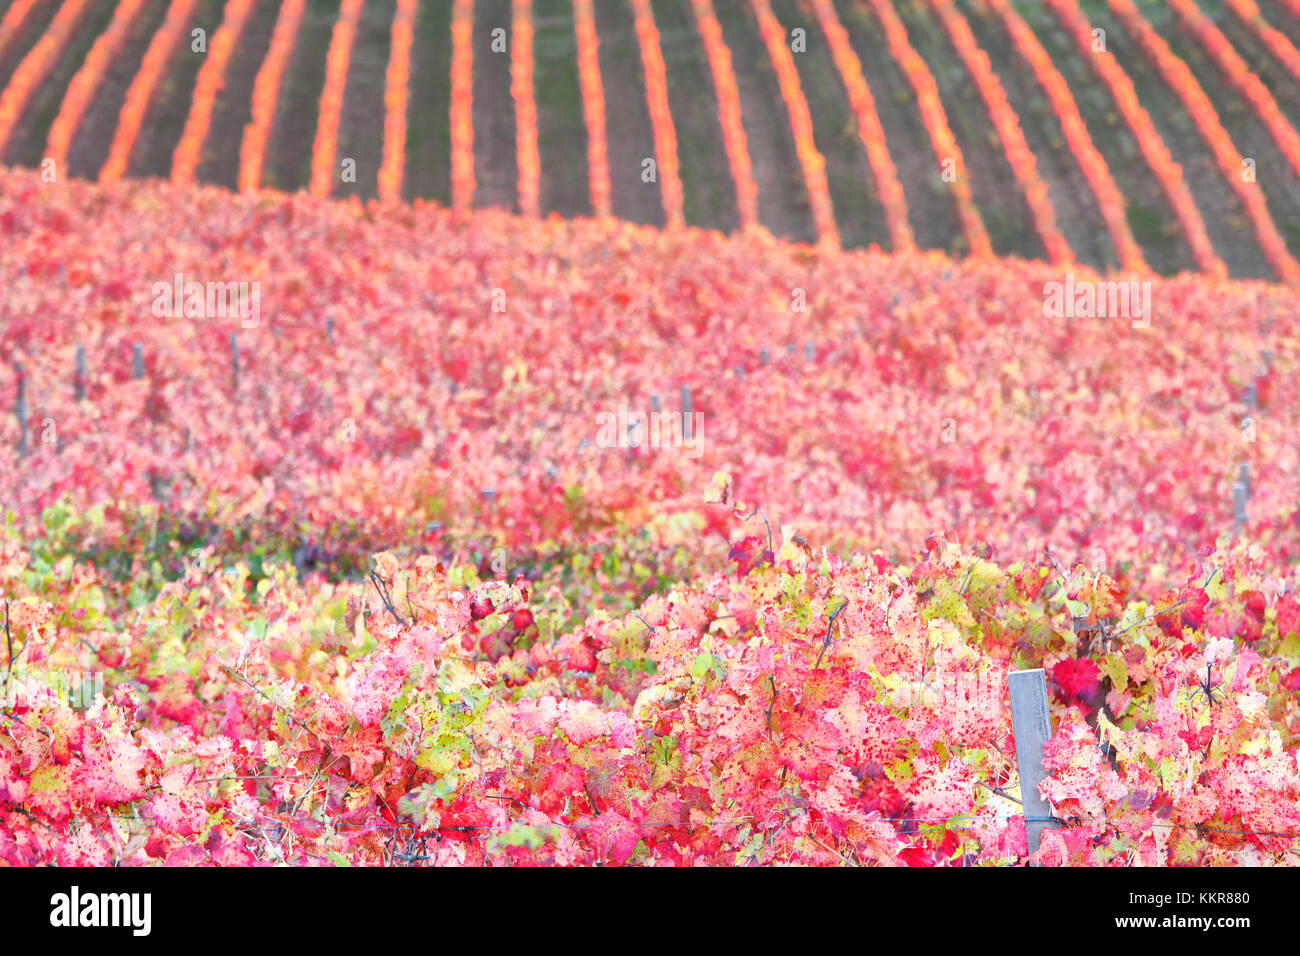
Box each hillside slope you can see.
[2,171,1300,867]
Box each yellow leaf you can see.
[417,747,459,775]
[703,470,732,504]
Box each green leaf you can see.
[487,822,557,851]
[1279,632,1300,666]
[688,653,714,680]
[1100,653,1127,693]
[884,757,914,784]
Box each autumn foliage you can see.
[630,0,684,228]
[811,0,914,253]
[1045,0,1224,277]
[511,0,540,218]
[378,0,418,203]
[44,0,149,176]
[2,0,1298,294]
[239,0,307,193]
[1223,0,1300,88]
[1169,0,1300,188]
[172,0,257,186]
[0,0,92,158]
[691,0,759,231]
[572,0,611,218]
[0,0,40,64]
[2,168,1300,864]
[749,0,838,247]
[987,0,1145,272]
[930,0,1069,264]
[309,0,365,198]
[450,0,476,211]
[1105,0,1300,282]
[870,0,990,258]
[99,0,200,185]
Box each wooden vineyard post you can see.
[230,332,240,391]
[680,385,693,442]
[13,362,27,456]
[1233,481,1248,537]
[74,345,87,400]
[1008,668,1060,863]
[1234,461,1251,538]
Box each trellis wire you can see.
[57,809,1300,841]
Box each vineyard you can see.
[1,1,1300,275]
[1,0,1300,870]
